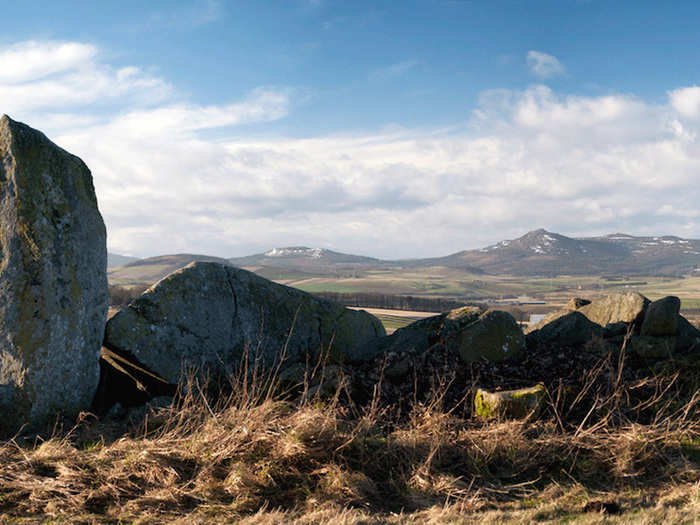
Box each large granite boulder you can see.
[104,262,385,384]
[577,292,649,327]
[526,311,604,348]
[0,115,108,435]
[456,310,525,363]
[640,296,680,337]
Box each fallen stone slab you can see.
[104,262,385,385]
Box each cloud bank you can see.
[2,40,699,259]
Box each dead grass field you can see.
[1,348,698,524]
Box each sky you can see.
[2,0,700,259]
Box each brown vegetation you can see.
[0,342,698,523]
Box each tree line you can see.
[313,292,477,312]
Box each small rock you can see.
[474,384,546,419]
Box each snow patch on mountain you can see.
[264,247,324,258]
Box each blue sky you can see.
[2,1,700,258]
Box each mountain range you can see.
[108,229,700,285]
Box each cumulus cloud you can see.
[526,50,566,79]
[669,86,700,119]
[4,39,700,259]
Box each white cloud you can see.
[0,41,97,84]
[0,41,172,117]
[4,40,700,258]
[526,50,566,79]
[669,86,700,119]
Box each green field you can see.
[109,259,700,325]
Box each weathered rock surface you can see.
[577,292,649,327]
[0,115,108,435]
[456,310,525,363]
[104,262,385,384]
[526,311,604,348]
[363,306,523,364]
[640,296,680,337]
[474,384,546,419]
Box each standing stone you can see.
[104,262,385,384]
[0,115,108,435]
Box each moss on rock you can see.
[474,384,546,419]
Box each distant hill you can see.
[229,246,381,274]
[107,253,141,268]
[108,254,231,285]
[107,231,700,286]
[417,229,700,276]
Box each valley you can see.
[108,229,700,332]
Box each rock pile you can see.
[527,292,700,358]
[345,292,698,418]
[0,116,108,435]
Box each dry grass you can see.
[0,348,698,523]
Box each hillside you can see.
[108,254,231,285]
[425,229,700,276]
[228,246,381,274]
[107,231,700,286]
[107,253,140,268]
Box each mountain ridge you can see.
[108,230,700,285]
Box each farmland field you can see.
[109,260,700,326]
